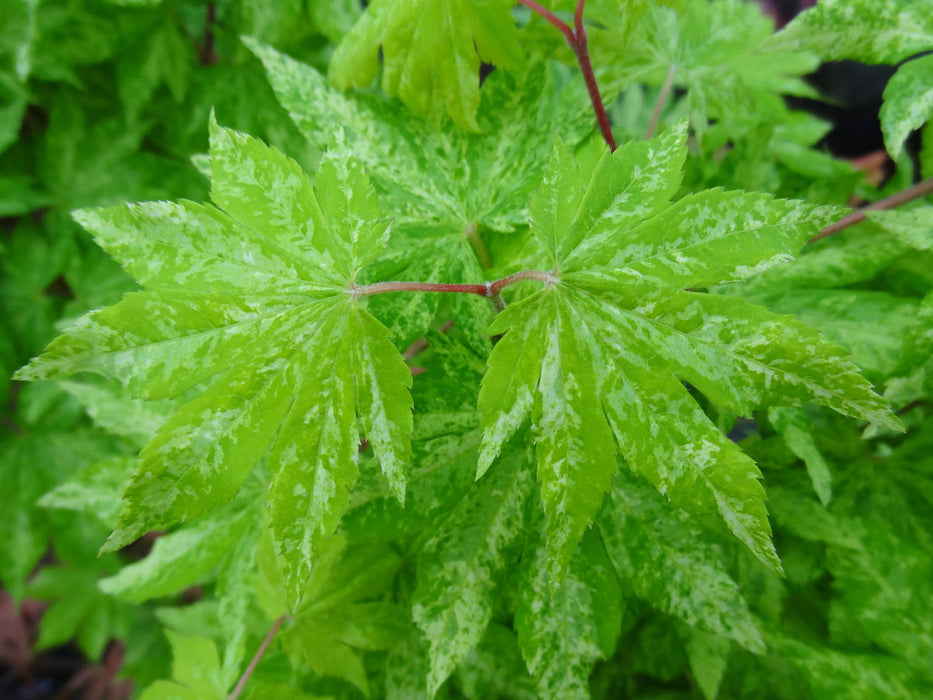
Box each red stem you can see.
[518,0,575,43]
[810,176,933,243]
[355,270,555,298]
[519,0,617,150]
[574,0,586,31]
[228,616,285,700]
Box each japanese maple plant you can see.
[7,0,933,698]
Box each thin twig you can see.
[489,269,557,295]
[519,0,617,150]
[518,0,575,43]
[574,0,586,32]
[571,34,617,150]
[354,269,555,298]
[645,64,677,139]
[228,616,285,700]
[810,176,933,243]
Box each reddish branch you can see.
[353,269,556,298]
[228,616,285,700]
[810,176,933,243]
[518,0,617,150]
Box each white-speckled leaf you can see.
[73,201,338,295]
[329,0,522,130]
[515,528,622,699]
[539,123,688,268]
[598,469,765,652]
[567,188,838,287]
[352,310,414,502]
[768,407,832,506]
[766,0,933,64]
[268,301,412,604]
[412,446,532,694]
[591,319,782,573]
[99,496,256,603]
[248,39,592,234]
[576,287,901,430]
[477,295,547,477]
[881,54,933,160]
[868,207,933,252]
[480,128,898,581]
[767,629,919,699]
[531,291,618,585]
[599,1,819,135]
[16,127,413,585]
[480,289,620,585]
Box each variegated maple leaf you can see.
[478,122,900,584]
[16,119,413,605]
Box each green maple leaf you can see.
[28,558,134,661]
[868,208,933,253]
[117,12,193,123]
[768,407,833,506]
[250,41,591,234]
[766,0,933,65]
[881,54,933,161]
[329,0,522,129]
[139,632,227,700]
[99,492,259,604]
[723,228,921,384]
[249,40,592,348]
[412,444,534,694]
[279,536,407,696]
[598,469,765,653]
[15,119,414,604]
[0,428,116,600]
[598,0,818,136]
[516,527,622,698]
[478,123,899,584]
[39,456,137,526]
[882,291,933,408]
[767,629,923,699]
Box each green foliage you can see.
[330,0,522,129]
[3,1,933,699]
[599,0,819,137]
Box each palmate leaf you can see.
[28,558,133,662]
[329,0,522,129]
[249,40,591,348]
[15,120,413,604]
[597,0,818,137]
[479,123,899,584]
